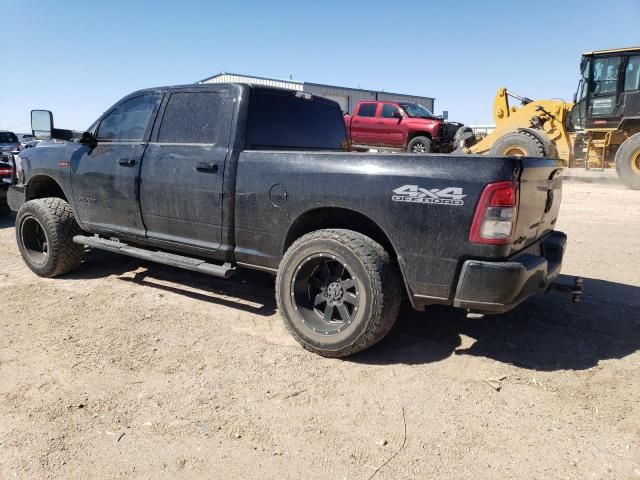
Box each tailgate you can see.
[512,158,563,252]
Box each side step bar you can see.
[73,235,236,279]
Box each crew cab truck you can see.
[344,100,462,153]
[8,83,574,357]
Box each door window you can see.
[381,104,401,118]
[624,56,640,91]
[158,92,221,144]
[97,94,160,142]
[592,56,620,96]
[589,56,621,116]
[357,103,377,117]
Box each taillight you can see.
[0,165,11,176]
[469,181,518,244]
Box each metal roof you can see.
[582,46,640,55]
[198,72,434,101]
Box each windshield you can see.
[398,102,435,119]
[0,132,18,143]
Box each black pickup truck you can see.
[8,83,572,357]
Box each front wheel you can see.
[407,136,432,154]
[276,229,401,357]
[614,132,640,190]
[16,198,84,277]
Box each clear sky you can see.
[1,0,639,132]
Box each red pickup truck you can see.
[344,100,463,153]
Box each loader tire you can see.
[614,132,640,190]
[16,198,83,277]
[489,131,545,157]
[276,229,401,358]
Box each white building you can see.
[198,72,436,114]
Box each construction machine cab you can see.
[569,47,640,131]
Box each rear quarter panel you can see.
[234,151,522,300]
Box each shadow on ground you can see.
[63,250,640,372]
[353,274,640,371]
[63,249,277,316]
[0,212,15,228]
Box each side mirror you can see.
[79,131,96,146]
[392,112,403,120]
[31,110,53,140]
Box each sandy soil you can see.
[0,181,639,479]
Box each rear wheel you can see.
[489,131,545,157]
[16,198,83,277]
[407,136,432,154]
[276,229,401,357]
[614,132,640,190]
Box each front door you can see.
[139,88,230,251]
[376,103,406,147]
[70,93,162,237]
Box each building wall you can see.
[376,93,435,113]
[199,74,435,114]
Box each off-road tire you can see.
[276,229,402,357]
[16,198,83,277]
[489,131,546,157]
[614,132,640,190]
[407,136,432,154]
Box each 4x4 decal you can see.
[392,185,466,206]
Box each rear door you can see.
[139,86,232,250]
[70,93,162,237]
[350,102,379,145]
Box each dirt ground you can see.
[1,181,639,480]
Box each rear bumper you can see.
[453,231,566,314]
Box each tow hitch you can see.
[549,277,584,303]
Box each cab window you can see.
[624,56,640,91]
[357,103,377,117]
[97,94,160,142]
[591,56,621,96]
[158,92,220,144]
[381,104,401,118]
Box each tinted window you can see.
[246,90,347,150]
[592,56,621,96]
[97,94,160,142]
[0,132,18,143]
[381,104,400,118]
[357,103,377,117]
[624,56,640,91]
[158,92,220,143]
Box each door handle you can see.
[376,121,384,125]
[195,162,219,173]
[118,158,136,167]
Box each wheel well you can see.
[26,176,67,202]
[408,131,432,141]
[283,207,398,260]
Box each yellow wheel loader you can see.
[459,47,640,189]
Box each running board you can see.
[73,235,236,279]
